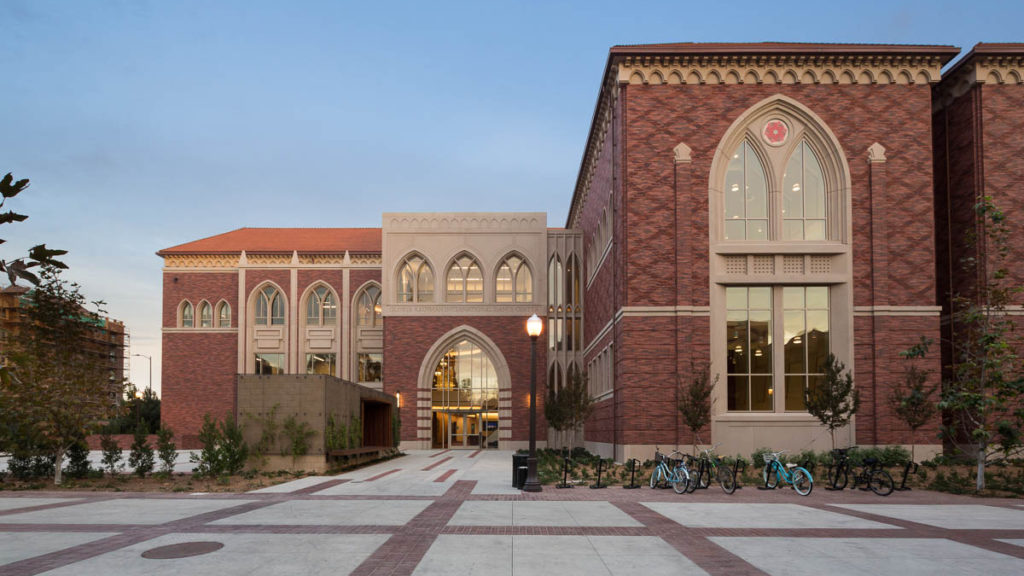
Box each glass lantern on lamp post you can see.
[523,313,544,492]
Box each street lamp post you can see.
[132,354,152,429]
[132,354,152,394]
[523,314,544,492]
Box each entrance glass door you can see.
[430,339,501,450]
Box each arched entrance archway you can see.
[417,327,510,450]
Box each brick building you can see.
[160,42,1023,459]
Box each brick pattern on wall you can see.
[162,272,238,327]
[162,332,238,448]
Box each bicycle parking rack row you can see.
[897,461,918,491]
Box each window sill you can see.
[713,243,848,255]
[714,412,821,423]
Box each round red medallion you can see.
[762,119,788,146]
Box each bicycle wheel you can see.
[763,465,779,489]
[672,466,691,494]
[791,467,813,496]
[827,463,848,490]
[718,465,736,494]
[649,466,664,489]
[869,470,894,496]
[685,465,700,493]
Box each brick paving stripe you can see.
[421,457,452,471]
[434,469,457,483]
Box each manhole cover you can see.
[142,541,224,559]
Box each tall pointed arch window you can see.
[357,285,382,326]
[198,301,212,328]
[398,254,434,303]
[496,254,532,303]
[255,286,285,326]
[180,301,194,328]
[782,142,827,240]
[446,254,483,303]
[217,301,231,327]
[305,285,337,326]
[724,141,768,240]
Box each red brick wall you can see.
[162,332,237,448]
[854,315,942,446]
[981,84,1024,300]
[297,270,344,301]
[162,272,238,327]
[580,82,943,449]
[162,271,239,448]
[383,315,547,443]
[620,83,938,308]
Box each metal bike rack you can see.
[800,459,816,475]
[590,458,607,489]
[896,461,918,491]
[623,458,641,489]
[731,458,746,490]
[556,452,573,489]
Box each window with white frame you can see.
[217,301,231,327]
[397,254,434,303]
[446,254,483,303]
[180,301,194,328]
[725,285,829,412]
[496,254,532,303]
[305,285,337,326]
[255,286,285,326]
[198,301,212,328]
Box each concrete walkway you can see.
[0,449,1022,575]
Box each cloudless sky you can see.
[1,0,1020,395]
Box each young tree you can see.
[940,197,1024,491]
[156,426,178,475]
[562,369,595,449]
[1,266,125,484]
[805,353,860,451]
[889,338,938,463]
[100,432,124,476]
[677,363,717,454]
[128,422,155,477]
[0,172,67,387]
[544,377,570,449]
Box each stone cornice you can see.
[383,213,546,232]
[935,52,1024,110]
[162,251,381,269]
[566,48,951,229]
[617,54,945,86]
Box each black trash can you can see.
[512,453,528,488]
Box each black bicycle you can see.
[826,448,851,490]
[851,457,895,496]
[686,444,736,494]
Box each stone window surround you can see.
[705,95,855,424]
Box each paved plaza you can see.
[0,450,1022,575]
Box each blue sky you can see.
[1,0,1019,394]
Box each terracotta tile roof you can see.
[158,227,382,255]
[610,42,960,60]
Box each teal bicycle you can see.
[649,449,692,494]
[761,450,813,496]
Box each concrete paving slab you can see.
[38,532,390,576]
[642,502,896,529]
[0,532,118,565]
[448,501,513,526]
[0,498,256,525]
[832,504,1024,530]
[412,535,512,576]
[449,501,641,527]
[709,537,1024,576]
[0,498,81,512]
[590,536,708,576]
[512,535,618,575]
[209,499,432,526]
[247,476,334,493]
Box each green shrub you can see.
[325,413,346,451]
[63,439,92,479]
[128,422,155,477]
[191,414,249,478]
[7,449,55,480]
[99,433,124,476]
[156,426,177,475]
[281,415,316,458]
